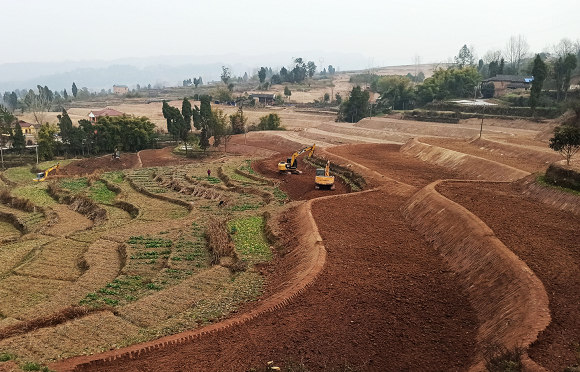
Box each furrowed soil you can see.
[438,181,580,372]
[58,142,479,372]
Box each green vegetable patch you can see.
[229,216,271,262]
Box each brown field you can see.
[3,93,580,372]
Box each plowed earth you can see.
[59,154,140,176]
[438,181,580,372]
[59,141,480,372]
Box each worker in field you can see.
[207,169,211,177]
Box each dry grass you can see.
[0,276,69,318]
[0,238,53,278]
[13,238,89,281]
[206,217,237,265]
[0,189,36,212]
[0,310,140,362]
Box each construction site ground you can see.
[1,113,578,372]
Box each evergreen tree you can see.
[199,126,209,151]
[258,67,266,83]
[498,58,505,75]
[338,86,370,123]
[11,123,26,152]
[57,109,74,144]
[180,98,193,153]
[530,54,548,111]
[243,72,248,81]
[284,86,292,99]
[72,82,78,98]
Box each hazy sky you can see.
[3,0,579,66]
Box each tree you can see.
[481,82,495,98]
[57,109,75,155]
[258,67,266,83]
[324,93,330,102]
[530,54,548,111]
[454,45,475,68]
[38,123,58,160]
[258,113,281,130]
[211,107,229,149]
[221,66,231,85]
[0,105,16,151]
[554,54,578,101]
[284,86,292,99]
[63,89,68,100]
[335,93,342,104]
[307,61,317,78]
[24,88,50,125]
[328,65,335,74]
[227,83,234,93]
[95,115,155,153]
[243,72,248,81]
[416,67,481,105]
[337,86,369,123]
[181,98,193,153]
[498,58,505,75]
[229,111,247,135]
[10,123,26,153]
[72,82,78,98]
[280,67,289,82]
[504,35,529,74]
[549,125,580,165]
[372,75,415,110]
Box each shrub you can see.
[483,344,524,372]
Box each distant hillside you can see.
[0,51,368,93]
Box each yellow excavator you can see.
[315,160,335,190]
[278,144,315,174]
[33,163,60,182]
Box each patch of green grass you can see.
[537,174,580,196]
[12,184,57,206]
[273,188,287,200]
[89,181,117,204]
[5,166,36,184]
[0,353,16,362]
[21,362,42,371]
[106,171,124,183]
[60,178,88,192]
[229,216,271,262]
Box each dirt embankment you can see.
[438,181,580,372]
[60,154,140,176]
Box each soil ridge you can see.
[402,180,550,372]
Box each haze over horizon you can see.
[2,0,579,92]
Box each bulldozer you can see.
[33,163,60,182]
[315,160,335,190]
[278,144,315,174]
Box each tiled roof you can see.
[484,75,533,83]
[113,85,128,88]
[18,120,39,128]
[250,94,276,98]
[90,108,124,117]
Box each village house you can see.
[113,85,129,94]
[18,120,41,145]
[249,93,276,105]
[483,75,534,97]
[88,108,125,123]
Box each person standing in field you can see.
[207,169,211,177]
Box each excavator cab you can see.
[315,160,335,190]
[33,163,60,182]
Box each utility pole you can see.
[480,104,485,139]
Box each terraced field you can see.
[0,157,287,367]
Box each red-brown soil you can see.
[253,154,348,200]
[327,143,464,188]
[438,181,580,372]
[58,191,478,372]
[420,137,560,174]
[139,147,208,167]
[52,142,481,372]
[60,154,140,176]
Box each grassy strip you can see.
[229,216,271,263]
[536,174,580,196]
[89,181,117,204]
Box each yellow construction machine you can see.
[278,144,315,174]
[33,163,60,182]
[315,160,335,190]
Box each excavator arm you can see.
[278,144,315,174]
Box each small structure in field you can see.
[483,75,533,97]
[88,108,125,123]
[113,85,129,94]
[250,93,276,105]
